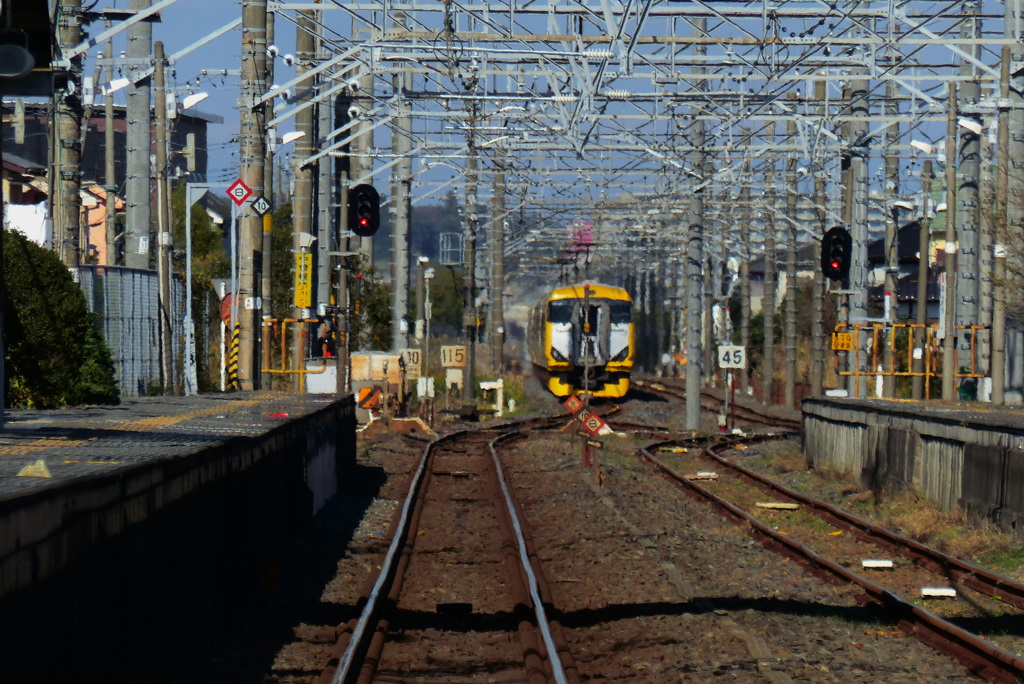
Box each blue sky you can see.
[89,0,296,185]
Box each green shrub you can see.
[3,229,119,407]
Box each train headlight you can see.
[610,347,630,362]
[550,347,567,362]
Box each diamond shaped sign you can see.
[563,394,584,415]
[226,178,253,207]
[250,194,272,217]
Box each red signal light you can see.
[830,260,840,270]
[359,217,370,226]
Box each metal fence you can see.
[77,265,184,397]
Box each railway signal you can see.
[821,225,852,283]
[348,184,380,236]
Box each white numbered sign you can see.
[400,348,423,380]
[441,345,467,368]
[718,345,746,369]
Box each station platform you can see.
[802,396,1024,542]
[0,391,357,683]
[0,392,339,495]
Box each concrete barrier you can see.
[0,396,356,683]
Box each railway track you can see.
[633,378,802,432]
[318,422,579,684]
[640,437,1024,682]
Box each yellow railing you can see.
[261,318,327,393]
[832,323,987,397]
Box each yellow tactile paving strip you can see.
[105,399,263,433]
[0,395,268,458]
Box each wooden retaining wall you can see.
[802,398,1024,541]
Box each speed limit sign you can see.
[718,345,746,369]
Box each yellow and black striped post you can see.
[228,322,241,390]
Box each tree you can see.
[3,229,119,407]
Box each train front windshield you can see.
[549,299,631,325]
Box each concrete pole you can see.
[957,2,982,376]
[684,16,706,429]
[54,0,83,267]
[810,81,827,398]
[992,47,1011,404]
[739,153,752,396]
[762,123,777,405]
[154,42,173,392]
[1000,1,1024,401]
[291,11,316,384]
[103,24,117,264]
[942,84,959,401]
[847,74,871,398]
[883,79,900,398]
[125,0,152,269]
[488,154,506,370]
[462,142,479,405]
[238,0,268,391]
[912,160,933,400]
[261,9,275,389]
[784,113,798,407]
[391,58,412,351]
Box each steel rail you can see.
[326,421,577,683]
[638,444,1024,683]
[701,443,1024,613]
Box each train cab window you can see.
[609,300,632,324]
[548,300,573,324]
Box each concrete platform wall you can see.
[0,397,356,683]
[803,397,1024,542]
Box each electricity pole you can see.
[154,41,173,391]
[238,0,268,390]
[684,17,706,430]
[125,0,152,269]
[54,0,83,267]
[291,10,316,386]
[488,153,506,370]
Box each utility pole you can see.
[1001,1,1024,401]
[882,79,900,398]
[992,46,1011,404]
[154,41,173,392]
[125,0,152,269]
[761,122,777,405]
[238,0,268,391]
[462,124,479,407]
[846,73,870,398]
[291,10,316,386]
[942,84,958,401]
[809,80,827,398]
[784,111,798,408]
[957,1,982,378]
[488,153,506,370]
[391,41,412,351]
[261,8,275,389]
[912,160,933,400]
[684,16,706,430]
[103,21,117,264]
[54,0,83,267]
[739,147,752,396]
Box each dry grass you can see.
[873,491,1015,560]
[763,441,806,475]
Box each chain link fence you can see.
[77,265,185,397]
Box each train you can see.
[527,282,635,398]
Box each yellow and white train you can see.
[527,282,634,398]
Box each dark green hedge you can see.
[3,229,119,407]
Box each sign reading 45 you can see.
[718,345,746,369]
